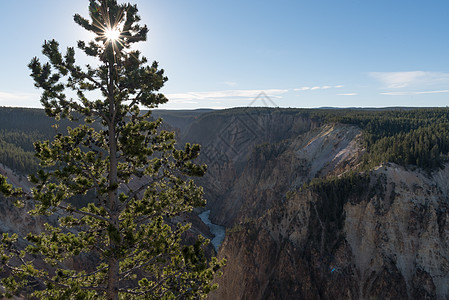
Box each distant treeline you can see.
[324,108,449,170]
[0,107,72,175]
[0,130,45,174]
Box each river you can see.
[198,210,226,251]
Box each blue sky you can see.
[1,0,448,109]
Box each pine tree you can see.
[0,0,223,299]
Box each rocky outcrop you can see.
[344,164,449,299]
[208,131,449,299]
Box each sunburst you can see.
[104,27,121,42]
[90,4,127,59]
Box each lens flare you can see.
[104,28,120,41]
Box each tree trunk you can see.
[106,123,120,300]
[106,63,120,300]
[107,256,120,300]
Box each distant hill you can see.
[151,109,214,133]
[2,105,449,173]
[0,107,63,175]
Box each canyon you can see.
[177,108,449,299]
[1,107,448,299]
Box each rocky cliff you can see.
[166,108,449,299]
[210,162,449,299]
[181,108,322,226]
[184,110,449,299]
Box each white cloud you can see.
[165,85,346,107]
[165,89,288,102]
[381,89,449,96]
[337,93,358,96]
[166,99,199,104]
[0,91,40,107]
[293,87,311,91]
[370,71,449,89]
[293,85,343,92]
[0,92,35,100]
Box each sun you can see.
[104,27,121,41]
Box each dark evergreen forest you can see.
[0,108,57,174]
[326,107,449,170]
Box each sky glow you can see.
[0,0,448,109]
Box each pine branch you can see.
[56,204,111,224]
[118,174,166,212]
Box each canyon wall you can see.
[178,109,449,299]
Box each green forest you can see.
[325,107,449,170]
[0,108,53,174]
